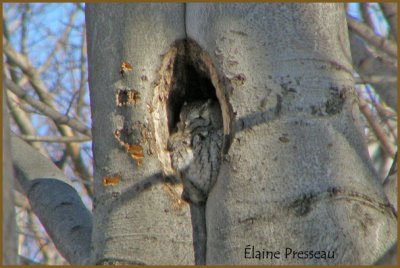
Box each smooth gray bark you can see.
[383,152,397,213]
[186,3,397,264]
[3,87,18,265]
[11,136,92,265]
[84,3,396,265]
[23,179,92,265]
[86,4,194,264]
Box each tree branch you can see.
[3,86,18,265]
[19,134,91,143]
[20,4,30,56]
[347,16,397,58]
[6,90,49,156]
[5,78,91,137]
[358,97,396,157]
[4,34,94,197]
[38,7,79,74]
[24,179,92,265]
[11,136,92,265]
[379,3,398,41]
[76,28,88,117]
[360,3,374,29]
[3,36,54,104]
[349,32,397,111]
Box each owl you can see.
[168,99,223,204]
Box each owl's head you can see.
[179,100,212,131]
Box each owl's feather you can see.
[168,99,223,204]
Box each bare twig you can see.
[360,3,374,29]
[358,96,396,157]
[365,87,397,141]
[349,32,397,111]
[20,4,30,56]
[379,3,398,41]
[76,29,87,117]
[355,74,397,84]
[5,78,91,137]
[3,36,54,103]
[28,212,50,263]
[347,16,397,58]
[38,7,79,74]
[3,19,23,84]
[6,89,49,156]
[19,135,91,143]
[4,33,94,196]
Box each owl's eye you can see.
[183,138,191,145]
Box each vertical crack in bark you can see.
[189,203,207,264]
[152,39,234,264]
[183,3,188,39]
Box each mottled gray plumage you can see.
[168,99,223,204]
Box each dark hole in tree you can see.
[167,60,218,132]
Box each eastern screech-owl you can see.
[168,99,223,204]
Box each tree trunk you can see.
[85,4,194,264]
[11,136,92,265]
[86,3,397,264]
[3,87,18,265]
[186,3,396,264]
